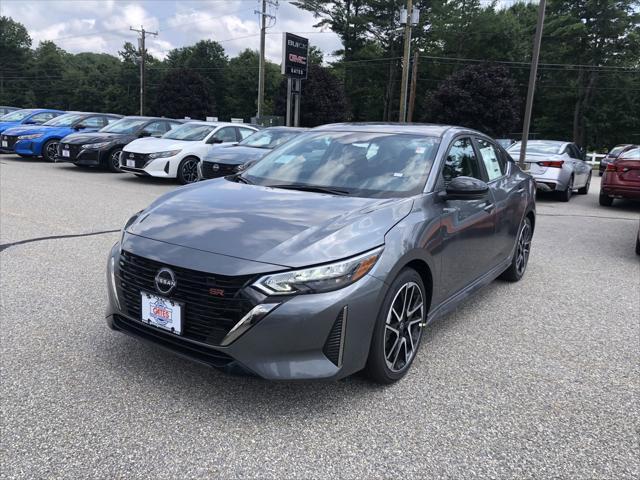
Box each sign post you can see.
[281,33,309,127]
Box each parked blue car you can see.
[1,112,122,161]
[0,109,65,138]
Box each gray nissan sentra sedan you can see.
[106,123,536,383]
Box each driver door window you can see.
[30,112,56,124]
[141,121,166,137]
[213,127,237,143]
[442,137,483,183]
[79,116,105,129]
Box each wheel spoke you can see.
[407,301,423,317]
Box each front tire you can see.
[500,216,533,282]
[177,156,200,184]
[577,173,591,194]
[42,139,58,162]
[106,148,123,173]
[365,268,426,384]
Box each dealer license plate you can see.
[141,292,183,334]
[1,141,7,147]
[127,159,135,167]
[62,150,70,157]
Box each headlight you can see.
[82,142,112,149]
[148,149,181,159]
[17,133,43,140]
[253,247,383,295]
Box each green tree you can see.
[152,67,214,119]
[0,16,33,106]
[164,40,228,114]
[276,64,348,127]
[420,63,521,137]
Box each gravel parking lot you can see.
[1,156,638,479]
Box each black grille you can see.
[58,143,81,160]
[112,315,234,368]
[116,251,256,345]
[1,135,18,149]
[122,152,148,168]
[201,161,237,179]
[323,307,347,366]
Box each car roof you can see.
[261,126,307,132]
[313,122,471,137]
[183,121,257,127]
[119,116,185,122]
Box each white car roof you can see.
[182,121,255,128]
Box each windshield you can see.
[508,141,563,155]
[162,123,215,141]
[239,130,300,149]
[242,131,441,198]
[43,113,84,127]
[101,118,148,134]
[1,110,34,122]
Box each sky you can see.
[0,0,344,62]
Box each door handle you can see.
[483,203,495,212]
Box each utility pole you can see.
[399,1,419,123]
[256,1,276,121]
[519,0,546,168]
[407,51,419,122]
[130,26,158,116]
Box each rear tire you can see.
[42,139,58,162]
[177,156,200,185]
[365,268,427,384]
[577,173,591,194]
[558,177,573,202]
[500,216,533,282]
[599,192,614,206]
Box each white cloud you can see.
[2,0,343,62]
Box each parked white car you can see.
[120,121,258,184]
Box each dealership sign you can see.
[281,33,309,79]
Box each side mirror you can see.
[23,119,37,125]
[74,124,86,130]
[139,131,152,138]
[208,137,223,145]
[442,176,489,200]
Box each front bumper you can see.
[14,138,44,156]
[56,143,108,166]
[105,238,387,380]
[120,152,180,178]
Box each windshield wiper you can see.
[268,184,350,195]
[234,175,253,184]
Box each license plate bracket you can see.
[140,292,183,335]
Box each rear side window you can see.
[476,138,506,181]
[443,137,483,182]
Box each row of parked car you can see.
[1,108,638,208]
[0,108,306,185]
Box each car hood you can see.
[207,146,270,165]
[3,125,74,137]
[61,132,129,145]
[0,121,20,133]
[127,178,413,268]
[124,137,195,153]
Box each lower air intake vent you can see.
[323,306,347,367]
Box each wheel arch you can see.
[403,258,434,313]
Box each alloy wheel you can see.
[46,142,58,161]
[181,159,199,183]
[110,150,122,171]
[384,281,424,373]
[515,221,532,276]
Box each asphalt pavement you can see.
[1,156,638,479]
